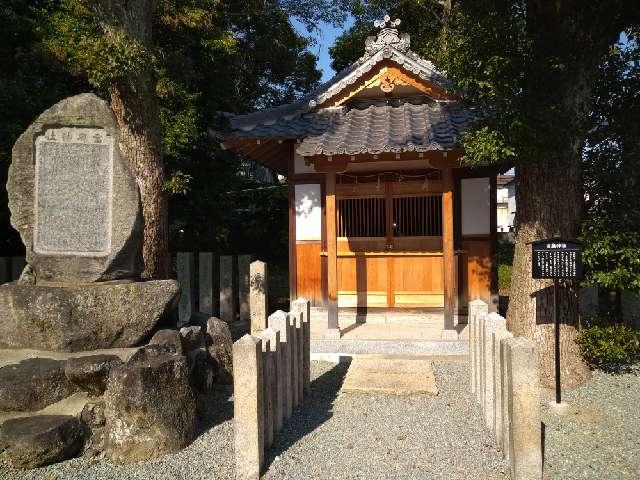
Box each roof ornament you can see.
[365,15,410,55]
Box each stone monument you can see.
[0,93,179,351]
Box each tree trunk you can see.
[507,156,591,388]
[110,83,169,279]
[94,0,169,278]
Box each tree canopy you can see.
[0,0,329,261]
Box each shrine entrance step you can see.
[340,357,438,395]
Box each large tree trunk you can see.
[95,0,169,278]
[507,158,591,388]
[110,83,169,279]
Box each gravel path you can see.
[2,360,636,479]
[541,365,640,480]
[263,361,508,480]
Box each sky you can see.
[291,17,355,82]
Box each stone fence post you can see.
[482,313,506,433]
[199,252,216,316]
[233,335,264,480]
[0,257,9,284]
[220,255,236,323]
[291,298,311,395]
[504,337,542,480]
[238,255,252,323]
[177,252,195,327]
[268,311,293,419]
[250,261,268,334]
[469,299,489,398]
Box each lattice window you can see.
[337,197,386,237]
[392,195,442,237]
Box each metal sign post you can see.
[531,238,582,405]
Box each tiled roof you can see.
[225,20,453,136]
[226,98,476,156]
[219,18,477,161]
[297,99,474,156]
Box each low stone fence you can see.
[233,298,311,480]
[468,300,542,480]
[174,253,267,330]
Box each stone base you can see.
[548,400,572,416]
[324,328,342,340]
[0,280,179,352]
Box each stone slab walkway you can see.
[341,357,439,395]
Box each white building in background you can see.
[496,174,516,232]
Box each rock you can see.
[80,401,106,457]
[126,344,174,363]
[206,317,234,384]
[8,93,142,284]
[0,358,77,412]
[180,325,204,351]
[81,401,106,428]
[150,329,183,355]
[0,415,85,469]
[0,280,180,351]
[103,352,197,463]
[187,348,218,394]
[65,355,122,396]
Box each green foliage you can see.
[460,126,516,166]
[577,322,640,371]
[44,0,150,89]
[0,0,88,254]
[581,34,640,293]
[0,0,333,262]
[498,264,512,294]
[164,170,193,195]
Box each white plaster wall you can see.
[461,177,491,235]
[294,153,315,174]
[295,183,322,241]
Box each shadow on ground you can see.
[263,361,351,470]
[196,384,234,435]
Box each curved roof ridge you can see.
[228,18,454,133]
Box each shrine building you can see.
[220,17,499,339]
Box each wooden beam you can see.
[442,168,456,330]
[325,171,339,334]
[288,151,297,305]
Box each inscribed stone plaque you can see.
[8,93,143,283]
[34,128,113,255]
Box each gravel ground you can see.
[263,361,508,480]
[2,360,636,480]
[541,365,640,480]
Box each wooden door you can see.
[335,180,445,308]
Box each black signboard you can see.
[531,239,582,280]
[530,238,582,406]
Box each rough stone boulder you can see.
[180,325,204,351]
[0,358,77,412]
[65,355,123,396]
[8,93,142,283]
[206,317,234,384]
[0,415,85,469]
[149,329,183,355]
[103,351,197,463]
[0,280,179,351]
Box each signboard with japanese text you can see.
[531,239,582,279]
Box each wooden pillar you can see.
[325,171,340,338]
[442,168,456,331]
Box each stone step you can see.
[341,357,439,395]
[311,338,468,361]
